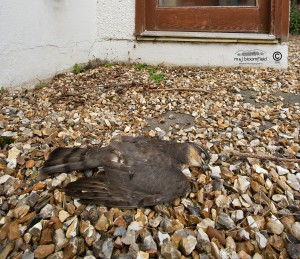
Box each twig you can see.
[228,208,271,233]
[223,150,300,163]
[151,88,211,94]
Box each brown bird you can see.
[40,135,210,208]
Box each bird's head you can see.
[187,143,210,170]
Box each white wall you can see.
[0,0,97,88]
[0,0,288,89]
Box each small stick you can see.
[224,150,300,163]
[151,88,211,94]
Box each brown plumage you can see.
[40,135,210,208]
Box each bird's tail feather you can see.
[40,147,104,175]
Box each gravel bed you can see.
[0,36,299,259]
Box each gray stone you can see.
[66,217,78,238]
[140,235,157,251]
[276,165,289,175]
[235,175,250,193]
[197,218,215,230]
[128,242,139,258]
[54,229,68,250]
[287,243,300,259]
[253,253,264,259]
[148,215,162,228]
[28,222,42,237]
[179,235,197,256]
[210,166,221,178]
[84,256,96,259]
[231,210,244,222]
[291,222,300,241]
[160,218,183,233]
[128,221,143,231]
[22,249,34,259]
[113,226,126,237]
[46,251,64,259]
[196,228,211,254]
[266,221,284,235]
[40,204,53,219]
[219,248,239,259]
[237,229,250,241]
[121,229,136,245]
[102,238,114,259]
[216,213,236,229]
[247,216,259,231]
[28,192,40,207]
[161,241,181,259]
[287,173,300,191]
[250,139,260,147]
[255,232,268,249]
[226,236,236,251]
[157,231,170,245]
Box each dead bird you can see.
[40,135,210,208]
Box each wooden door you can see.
[144,0,271,33]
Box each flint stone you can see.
[28,192,40,207]
[161,241,181,259]
[276,165,289,175]
[141,235,157,251]
[235,175,250,193]
[113,226,126,237]
[219,248,239,259]
[197,218,215,231]
[128,221,143,231]
[102,238,114,259]
[266,221,284,235]
[231,210,244,222]
[160,218,184,233]
[149,215,163,228]
[158,231,171,245]
[196,228,211,253]
[216,213,236,229]
[137,251,149,259]
[255,232,268,249]
[22,249,34,259]
[253,253,264,259]
[291,222,300,241]
[29,222,42,237]
[179,235,197,256]
[210,166,221,178]
[121,229,136,245]
[287,243,300,259]
[40,204,53,219]
[54,229,68,250]
[34,244,55,259]
[287,173,300,191]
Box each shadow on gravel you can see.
[240,90,300,108]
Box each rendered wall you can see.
[0,0,97,89]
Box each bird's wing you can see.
[65,160,190,208]
[65,173,144,208]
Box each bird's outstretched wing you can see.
[65,161,190,208]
